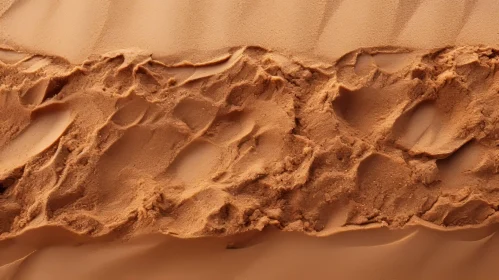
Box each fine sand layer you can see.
[1,0,499,63]
[1,226,499,280]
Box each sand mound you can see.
[1,45,499,239]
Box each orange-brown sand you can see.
[2,45,499,279]
[3,45,499,237]
[2,0,499,279]
[1,226,499,280]
[1,0,499,63]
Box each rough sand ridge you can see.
[2,46,499,240]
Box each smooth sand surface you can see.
[1,0,499,62]
[2,0,499,279]
[2,225,499,280]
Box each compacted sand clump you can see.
[1,46,499,240]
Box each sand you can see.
[2,0,499,279]
[1,226,499,280]
[1,0,499,63]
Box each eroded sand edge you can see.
[1,46,499,241]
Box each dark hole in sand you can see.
[0,178,16,194]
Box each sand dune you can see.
[1,0,499,62]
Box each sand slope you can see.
[1,0,499,62]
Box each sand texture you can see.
[1,0,499,63]
[1,226,499,280]
[2,45,499,240]
[3,1,499,278]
